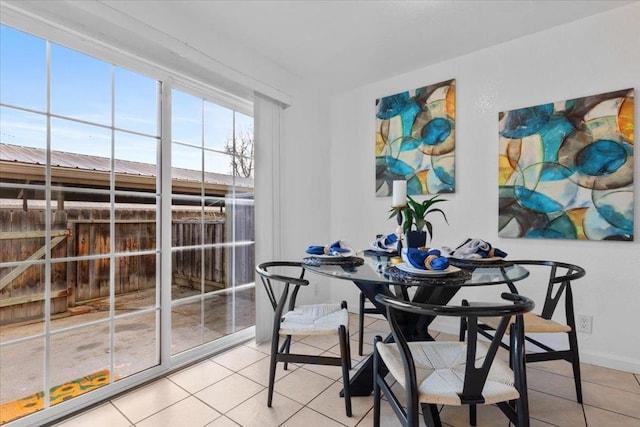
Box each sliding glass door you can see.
[0,23,255,425]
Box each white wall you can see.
[329,3,640,373]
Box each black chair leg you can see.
[359,292,366,356]
[283,335,292,370]
[339,325,352,417]
[267,335,279,407]
[469,404,477,426]
[459,316,467,342]
[421,403,442,427]
[567,329,583,403]
[373,336,382,427]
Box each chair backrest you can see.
[510,260,585,320]
[256,261,309,322]
[376,293,534,404]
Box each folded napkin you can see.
[372,233,398,251]
[444,238,507,259]
[402,248,450,271]
[306,240,352,257]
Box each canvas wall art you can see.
[375,79,455,196]
[498,88,634,241]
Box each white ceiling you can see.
[4,0,635,93]
[99,0,634,91]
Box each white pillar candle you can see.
[392,180,407,207]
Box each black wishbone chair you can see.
[374,293,534,427]
[256,261,352,417]
[460,260,586,403]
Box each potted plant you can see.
[389,194,449,248]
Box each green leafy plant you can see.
[389,194,449,241]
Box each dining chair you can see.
[358,291,383,356]
[460,260,586,403]
[374,292,534,427]
[255,261,352,417]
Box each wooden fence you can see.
[0,204,255,325]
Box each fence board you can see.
[1,206,238,325]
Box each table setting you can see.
[302,240,364,267]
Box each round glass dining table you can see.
[303,252,530,396]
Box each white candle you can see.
[392,180,407,207]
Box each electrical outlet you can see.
[576,314,592,334]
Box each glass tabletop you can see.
[303,252,529,288]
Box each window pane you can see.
[51,44,111,125]
[0,106,47,151]
[51,117,111,159]
[114,196,157,254]
[172,89,202,146]
[115,312,158,379]
[49,325,110,398]
[171,301,201,355]
[172,142,202,174]
[114,253,157,310]
[172,248,203,300]
[0,337,45,414]
[115,67,158,135]
[115,131,158,192]
[204,149,233,176]
[0,25,46,111]
[204,101,233,151]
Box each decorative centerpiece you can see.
[389,180,449,249]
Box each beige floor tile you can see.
[299,333,343,350]
[206,415,241,426]
[366,319,391,333]
[54,402,131,427]
[237,355,298,387]
[529,365,640,418]
[584,404,640,427]
[528,389,586,426]
[530,360,640,394]
[328,338,373,365]
[299,354,346,381]
[195,373,264,414]
[243,339,273,355]
[307,382,373,426]
[528,365,581,400]
[356,403,428,427]
[287,340,326,356]
[582,381,640,419]
[439,404,510,427]
[281,406,346,427]
[225,389,303,427]
[210,345,268,371]
[111,378,190,423]
[136,396,220,427]
[168,359,234,393]
[274,367,336,405]
[529,418,559,426]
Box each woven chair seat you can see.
[376,341,520,406]
[280,303,349,336]
[480,312,571,334]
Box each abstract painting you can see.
[376,79,455,196]
[499,88,634,241]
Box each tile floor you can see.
[53,314,640,427]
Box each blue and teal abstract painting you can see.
[375,79,455,196]
[499,88,634,241]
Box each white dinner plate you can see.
[396,263,460,277]
[311,251,354,258]
[450,255,503,262]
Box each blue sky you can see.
[0,24,252,174]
